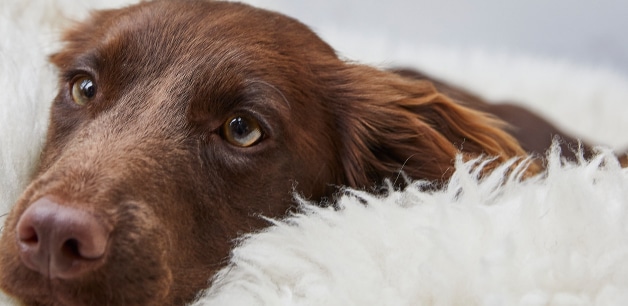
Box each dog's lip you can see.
[4,271,92,306]
[51,287,93,306]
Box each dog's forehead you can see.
[92,5,263,72]
[52,3,256,75]
[52,1,338,86]
[80,1,333,68]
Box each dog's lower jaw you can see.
[0,263,175,306]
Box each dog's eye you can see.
[222,115,263,147]
[71,76,97,105]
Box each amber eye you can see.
[71,76,96,105]
[222,115,263,147]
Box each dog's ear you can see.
[328,65,529,188]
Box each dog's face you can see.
[0,2,345,305]
[0,1,528,305]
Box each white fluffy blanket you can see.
[195,151,628,306]
[2,1,628,305]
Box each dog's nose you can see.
[15,197,110,279]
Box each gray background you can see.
[244,0,628,76]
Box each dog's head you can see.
[0,1,525,305]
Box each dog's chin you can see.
[0,250,174,306]
[0,259,175,306]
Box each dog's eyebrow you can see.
[216,79,291,116]
[55,52,101,79]
[248,80,291,110]
[52,49,100,74]
[185,76,291,126]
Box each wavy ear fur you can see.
[326,65,530,188]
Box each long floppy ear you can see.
[328,65,531,188]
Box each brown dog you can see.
[0,1,597,305]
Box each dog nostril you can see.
[15,197,111,279]
[17,225,39,244]
[61,239,81,259]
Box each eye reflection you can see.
[71,76,96,105]
[222,115,263,147]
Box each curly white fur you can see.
[2,1,628,305]
[191,149,628,306]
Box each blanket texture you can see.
[195,150,628,306]
[1,0,628,305]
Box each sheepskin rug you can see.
[2,1,628,305]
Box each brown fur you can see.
[0,1,559,305]
[392,68,598,161]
